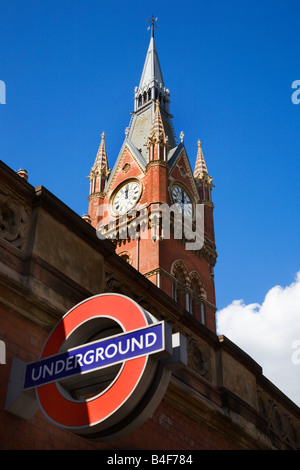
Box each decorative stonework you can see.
[119,250,133,265]
[257,387,300,449]
[177,165,188,178]
[0,187,29,250]
[168,150,201,203]
[187,335,212,382]
[194,139,213,186]
[105,145,146,196]
[122,163,131,173]
[143,267,174,282]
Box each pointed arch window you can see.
[190,274,206,324]
[172,265,186,307]
[171,261,190,311]
[119,251,132,265]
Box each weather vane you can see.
[146,15,159,37]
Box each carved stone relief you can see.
[257,388,300,449]
[0,187,29,250]
[187,335,212,382]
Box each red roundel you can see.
[37,294,152,432]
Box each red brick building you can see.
[1,22,300,451]
[87,24,216,333]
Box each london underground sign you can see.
[23,322,166,390]
[5,294,187,440]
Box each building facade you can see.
[1,24,300,450]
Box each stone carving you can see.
[187,335,211,382]
[257,388,300,449]
[0,189,29,250]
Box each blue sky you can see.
[1,0,299,315]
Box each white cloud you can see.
[216,272,300,407]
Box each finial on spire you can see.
[146,15,159,38]
[194,139,212,185]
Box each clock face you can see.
[112,181,141,214]
[171,185,193,217]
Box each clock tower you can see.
[87,20,218,333]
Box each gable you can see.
[168,146,200,202]
[105,140,146,196]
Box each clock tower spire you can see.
[87,21,217,332]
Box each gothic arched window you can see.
[171,261,190,311]
[119,251,132,265]
[190,273,206,324]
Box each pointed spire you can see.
[133,17,171,116]
[88,132,110,195]
[93,132,109,176]
[139,34,164,92]
[146,100,169,162]
[139,17,164,91]
[194,140,212,185]
[130,19,175,156]
[147,100,169,148]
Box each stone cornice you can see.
[88,191,105,201]
[146,159,169,171]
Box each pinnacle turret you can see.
[92,132,109,177]
[194,140,212,184]
[194,139,213,202]
[88,132,110,194]
[147,100,169,146]
[146,100,169,161]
